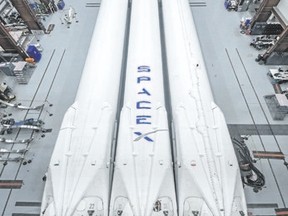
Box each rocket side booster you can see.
[161,0,247,216]
[40,0,128,215]
[109,0,177,215]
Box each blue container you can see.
[57,0,65,10]
[29,3,37,11]
[224,0,229,9]
[26,45,41,62]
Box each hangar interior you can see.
[0,0,287,215]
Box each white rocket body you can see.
[41,0,128,215]
[110,0,177,215]
[162,0,247,215]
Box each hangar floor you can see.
[0,0,287,215]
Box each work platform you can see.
[0,0,287,216]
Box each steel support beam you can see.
[0,23,28,59]
[262,27,288,60]
[250,0,288,62]
[9,0,45,31]
[249,0,280,29]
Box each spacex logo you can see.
[134,65,153,142]
[137,65,151,72]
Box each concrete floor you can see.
[0,0,287,215]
